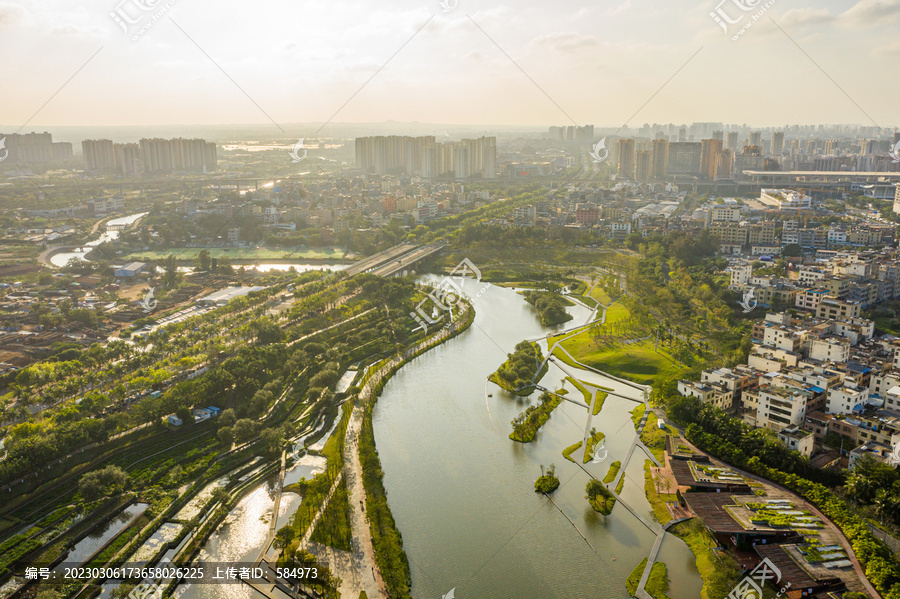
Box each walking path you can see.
[339,308,470,598]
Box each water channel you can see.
[50,213,149,267]
[371,279,703,599]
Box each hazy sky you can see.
[1,0,898,132]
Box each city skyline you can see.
[1,0,898,130]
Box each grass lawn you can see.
[603,460,622,485]
[566,376,591,405]
[631,404,646,430]
[643,460,674,525]
[603,301,630,325]
[669,519,740,599]
[554,337,685,386]
[645,562,673,599]
[562,441,582,463]
[590,286,614,306]
[123,247,347,262]
[626,558,647,596]
[640,418,673,463]
[583,430,606,464]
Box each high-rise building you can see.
[749,131,762,148]
[726,131,739,151]
[700,138,724,179]
[716,149,734,179]
[82,139,117,170]
[712,130,724,142]
[83,137,215,173]
[666,142,702,176]
[356,135,495,179]
[0,132,71,163]
[651,138,669,180]
[771,131,785,155]
[139,138,217,173]
[617,138,635,179]
[635,150,652,182]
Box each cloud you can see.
[530,31,600,52]
[0,1,25,27]
[779,7,834,27]
[839,0,900,25]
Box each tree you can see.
[217,426,234,446]
[198,249,211,272]
[176,407,193,425]
[781,243,802,258]
[233,419,258,444]
[79,465,128,501]
[260,427,283,458]
[219,408,237,428]
[274,525,296,550]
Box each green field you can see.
[589,286,613,306]
[123,247,348,262]
[602,301,630,325]
[554,338,684,385]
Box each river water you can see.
[371,280,703,599]
[50,213,148,267]
[175,280,702,599]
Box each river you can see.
[176,280,703,599]
[371,279,703,599]
[50,213,148,267]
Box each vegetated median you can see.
[509,391,563,443]
[490,340,547,395]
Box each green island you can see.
[490,340,547,395]
[603,460,622,485]
[562,440,582,463]
[522,289,574,326]
[509,391,563,443]
[626,558,672,599]
[582,428,606,464]
[586,479,616,515]
[534,465,560,494]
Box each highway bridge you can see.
[344,242,446,278]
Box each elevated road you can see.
[344,243,418,277]
[369,243,446,278]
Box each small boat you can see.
[488,393,493,397]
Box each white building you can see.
[826,383,868,415]
[809,337,851,363]
[778,426,815,458]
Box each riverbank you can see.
[353,302,476,598]
[122,247,349,264]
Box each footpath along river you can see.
[371,279,703,599]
